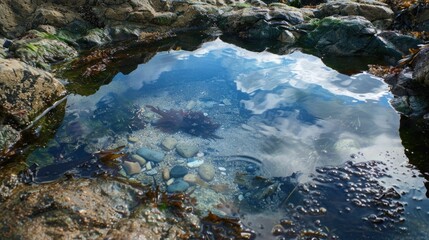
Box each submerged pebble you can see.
[128,136,139,143]
[136,147,165,163]
[146,162,152,171]
[183,174,200,185]
[187,158,204,168]
[131,154,146,166]
[198,163,215,182]
[167,179,190,193]
[123,161,141,175]
[176,143,199,158]
[166,178,174,185]
[146,169,158,176]
[162,168,170,180]
[161,137,177,151]
[170,165,188,178]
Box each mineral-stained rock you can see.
[0,58,66,127]
[11,33,78,68]
[0,125,20,151]
[0,177,200,239]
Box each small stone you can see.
[183,174,200,185]
[118,169,127,177]
[167,179,190,193]
[176,143,199,158]
[161,136,177,151]
[166,178,174,185]
[222,98,232,106]
[136,147,165,163]
[146,169,158,176]
[187,158,204,168]
[218,167,226,171]
[123,161,141,175]
[238,194,244,201]
[186,100,197,110]
[170,165,188,178]
[128,136,139,143]
[198,163,215,182]
[162,168,170,180]
[131,154,146,166]
[146,162,152,171]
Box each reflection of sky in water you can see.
[47,38,429,238]
[66,38,408,183]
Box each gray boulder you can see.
[303,16,401,59]
[219,4,306,40]
[317,0,394,29]
[10,31,78,69]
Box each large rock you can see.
[11,34,78,69]
[303,16,401,59]
[317,0,394,29]
[378,31,422,55]
[0,178,200,239]
[0,58,66,127]
[412,47,429,86]
[219,3,307,40]
[30,4,82,29]
[0,0,37,38]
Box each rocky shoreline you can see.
[1,0,429,238]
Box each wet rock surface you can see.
[302,16,401,60]
[317,0,394,29]
[0,58,65,127]
[0,177,202,239]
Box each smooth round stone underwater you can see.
[170,165,188,178]
[136,147,165,163]
[167,179,190,193]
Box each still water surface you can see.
[28,38,429,239]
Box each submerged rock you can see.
[136,147,165,163]
[123,161,141,175]
[176,143,199,158]
[167,179,190,193]
[198,163,215,182]
[161,136,177,151]
[170,165,189,178]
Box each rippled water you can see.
[27,38,429,239]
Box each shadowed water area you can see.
[6,36,429,239]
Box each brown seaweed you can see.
[146,105,221,139]
[94,146,126,168]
